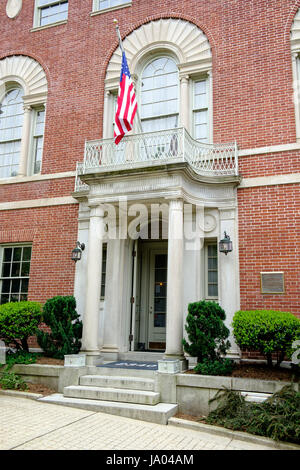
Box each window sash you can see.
[32,109,45,174]
[37,1,68,26]
[206,243,218,299]
[100,244,107,299]
[0,245,32,304]
[193,78,209,143]
[96,0,130,11]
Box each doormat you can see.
[98,361,158,370]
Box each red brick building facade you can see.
[0,0,299,358]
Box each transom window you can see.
[35,0,68,27]
[0,245,32,304]
[0,86,24,179]
[141,57,179,133]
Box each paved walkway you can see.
[0,395,272,450]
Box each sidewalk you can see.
[0,395,276,450]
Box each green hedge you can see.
[37,296,82,359]
[233,310,300,367]
[0,301,42,352]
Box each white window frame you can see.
[192,76,210,143]
[92,0,132,15]
[28,106,46,176]
[205,241,219,300]
[33,0,68,29]
[0,244,32,304]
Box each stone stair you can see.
[39,367,178,425]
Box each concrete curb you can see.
[168,417,300,450]
[0,389,43,400]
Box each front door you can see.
[148,249,168,350]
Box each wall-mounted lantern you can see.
[219,231,233,255]
[71,241,85,262]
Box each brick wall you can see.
[0,0,299,328]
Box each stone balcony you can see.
[74,127,239,193]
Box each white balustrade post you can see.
[81,203,105,364]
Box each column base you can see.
[160,355,188,373]
[100,347,119,362]
[80,350,102,366]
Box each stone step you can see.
[241,391,272,403]
[88,365,157,378]
[39,394,178,425]
[80,375,156,391]
[64,385,160,405]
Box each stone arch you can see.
[105,18,212,88]
[0,55,48,97]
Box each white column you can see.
[218,208,240,358]
[165,199,184,358]
[18,105,32,177]
[81,204,105,363]
[180,75,190,132]
[101,238,124,359]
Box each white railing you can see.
[74,128,238,192]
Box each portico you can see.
[73,141,241,365]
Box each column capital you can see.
[180,75,189,83]
[23,104,32,113]
[88,203,105,218]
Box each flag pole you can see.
[113,19,143,134]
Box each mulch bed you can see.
[0,383,56,396]
[35,356,64,366]
[185,362,297,381]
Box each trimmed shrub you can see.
[183,300,233,375]
[37,296,82,359]
[0,301,42,352]
[233,310,300,368]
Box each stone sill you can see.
[30,20,67,33]
[90,2,132,17]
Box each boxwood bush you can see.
[0,301,42,352]
[183,300,233,375]
[233,310,300,368]
[37,295,82,359]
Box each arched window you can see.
[140,57,179,133]
[0,86,24,178]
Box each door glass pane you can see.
[153,254,167,328]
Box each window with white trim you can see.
[100,244,107,299]
[0,86,24,179]
[192,78,209,142]
[93,0,131,13]
[34,0,68,27]
[0,245,32,304]
[31,108,45,175]
[140,57,179,133]
[205,242,218,299]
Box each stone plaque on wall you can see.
[260,272,285,294]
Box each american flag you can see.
[114,51,137,145]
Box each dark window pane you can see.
[208,271,218,283]
[0,294,9,304]
[3,248,12,262]
[208,284,218,297]
[208,244,217,256]
[23,247,32,261]
[13,247,22,261]
[21,262,30,277]
[21,278,29,293]
[154,297,166,312]
[154,313,166,328]
[11,263,20,277]
[155,282,166,297]
[208,257,217,270]
[10,294,19,302]
[20,294,27,301]
[2,263,11,277]
[11,279,20,293]
[155,268,167,283]
[1,279,10,293]
[155,254,167,269]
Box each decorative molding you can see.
[0,171,75,185]
[0,55,48,96]
[105,18,212,87]
[238,142,300,157]
[0,196,78,211]
[239,173,300,188]
[291,8,300,52]
[6,0,22,19]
